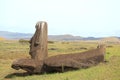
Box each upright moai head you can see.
[35,21,47,29]
[29,21,48,61]
[12,21,48,74]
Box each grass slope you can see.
[0,40,120,80]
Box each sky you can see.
[0,0,120,37]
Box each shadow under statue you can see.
[11,21,106,74]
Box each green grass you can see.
[0,40,120,80]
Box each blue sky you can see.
[0,0,120,37]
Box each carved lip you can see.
[11,64,20,70]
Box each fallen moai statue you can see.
[11,21,106,74]
[43,44,106,72]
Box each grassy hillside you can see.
[0,40,120,80]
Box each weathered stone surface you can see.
[11,58,36,73]
[12,21,48,73]
[43,44,106,72]
[11,21,106,74]
[29,21,48,61]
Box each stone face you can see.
[11,59,36,73]
[29,21,48,61]
[12,21,48,73]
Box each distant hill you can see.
[0,31,120,41]
[100,37,120,43]
[48,35,102,41]
[48,34,83,41]
[0,31,33,39]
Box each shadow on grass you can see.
[5,72,33,78]
[4,71,59,79]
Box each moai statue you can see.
[43,44,106,72]
[12,21,48,73]
[12,21,106,74]
[29,21,48,61]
